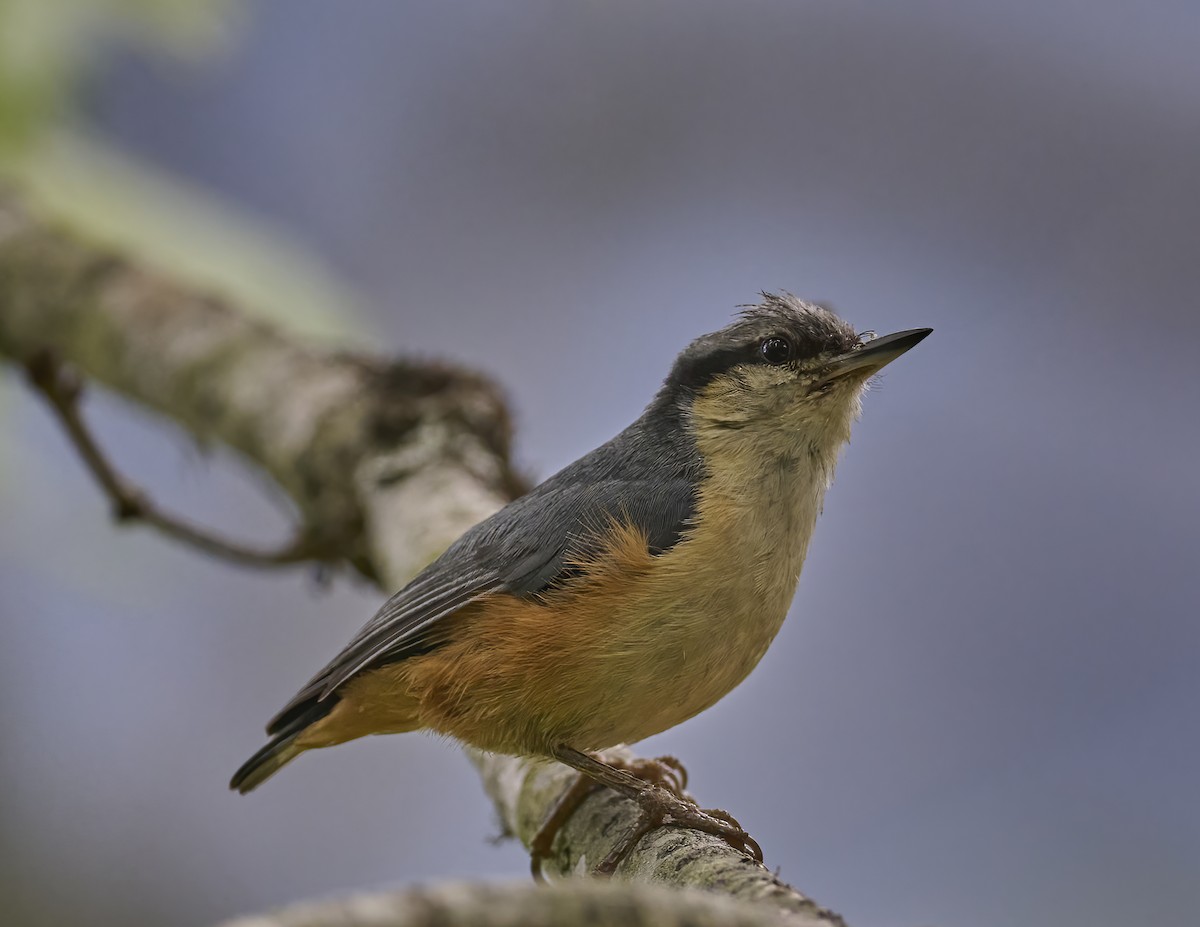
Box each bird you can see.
[230,292,931,873]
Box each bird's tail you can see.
[229,700,334,794]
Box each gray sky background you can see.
[1,2,1198,926]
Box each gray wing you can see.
[266,476,695,734]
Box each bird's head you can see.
[662,292,930,461]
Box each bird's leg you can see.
[530,745,762,878]
[529,750,689,879]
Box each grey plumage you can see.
[268,403,703,735]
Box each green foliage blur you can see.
[0,0,364,339]
[0,0,234,148]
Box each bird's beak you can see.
[822,328,933,381]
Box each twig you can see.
[23,349,342,570]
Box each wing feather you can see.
[267,474,697,734]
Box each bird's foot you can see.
[529,754,689,880]
[530,749,762,878]
[594,787,762,875]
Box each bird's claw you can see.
[594,786,763,875]
[695,806,763,863]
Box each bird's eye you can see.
[759,337,793,365]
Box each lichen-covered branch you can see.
[471,748,844,925]
[0,186,845,926]
[219,880,803,927]
[0,187,525,581]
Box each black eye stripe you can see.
[667,321,843,397]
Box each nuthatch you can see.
[231,293,931,872]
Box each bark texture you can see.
[220,880,806,927]
[0,188,525,581]
[0,187,845,927]
[473,746,843,923]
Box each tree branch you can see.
[472,747,844,924]
[22,348,338,567]
[219,880,805,927]
[0,188,526,582]
[0,186,845,926]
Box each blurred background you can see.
[1,2,1198,925]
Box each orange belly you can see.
[300,518,799,757]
